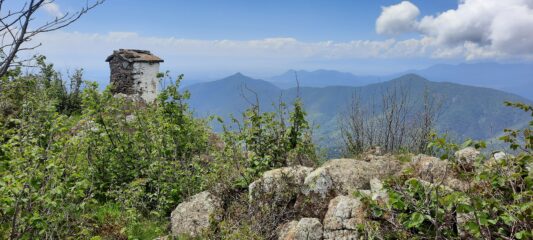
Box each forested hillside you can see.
[187,73,531,152]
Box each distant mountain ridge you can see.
[400,62,533,100]
[186,73,281,117]
[186,73,532,151]
[264,62,533,100]
[267,69,384,89]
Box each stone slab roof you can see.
[106,49,163,63]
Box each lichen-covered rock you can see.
[278,218,323,240]
[301,164,335,198]
[443,177,471,192]
[170,191,222,238]
[370,158,402,178]
[302,158,400,198]
[297,158,400,218]
[408,154,471,191]
[323,230,359,240]
[409,154,450,182]
[493,151,508,161]
[370,178,388,203]
[454,147,480,171]
[278,221,298,240]
[249,166,313,203]
[295,218,323,240]
[323,195,365,240]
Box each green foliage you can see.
[87,203,166,240]
[362,102,533,239]
[187,73,533,155]
[219,97,317,187]
[0,60,215,238]
[500,101,533,152]
[0,56,83,120]
[0,58,319,239]
[7,56,530,239]
[426,132,460,160]
[80,73,214,216]
[0,59,94,239]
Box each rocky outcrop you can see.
[278,218,323,240]
[408,154,470,191]
[167,151,485,239]
[249,166,313,204]
[323,195,366,240]
[302,158,400,198]
[297,158,400,217]
[409,154,450,182]
[170,191,222,238]
[278,221,298,240]
[455,147,480,171]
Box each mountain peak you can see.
[405,73,424,79]
[222,72,254,81]
[231,72,245,77]
[398,73,428,81]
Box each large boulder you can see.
[302,158,400,198]
[408,154,450,182]
[249,166,313,204]
[454,147,480,171]
[323,195,366,240]
[277,218,323,240]
[408,155,470,191]
[297,158,400,217]
[170,191,222,238]
[277,221,298,240]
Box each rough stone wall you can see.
[109,57,136,95]
[109,57,159,102]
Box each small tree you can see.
[340,85,441,156]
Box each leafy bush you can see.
[360,102,533,239]
[0,58,318,239]
[0,62,96,239]
[0,61,214,238]
[79,74,213,216]
[217,97,317,188]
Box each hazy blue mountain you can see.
[393,62,533,100]
[186,73,532,150]
[267,69,384,89]
[186,72,282,117]
[266,63,533,100]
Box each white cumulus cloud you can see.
[376,1,420,35]
[27,31,430,73]
[377,0,533,59]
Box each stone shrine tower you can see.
[106,49,163,102]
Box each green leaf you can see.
[516,230,532,239]
[406,212,425,229]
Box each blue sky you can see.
[16,0,533,83]
[60,0,456,41]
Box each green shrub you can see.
[361,102,533,239]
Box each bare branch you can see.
[0,0,105,77]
